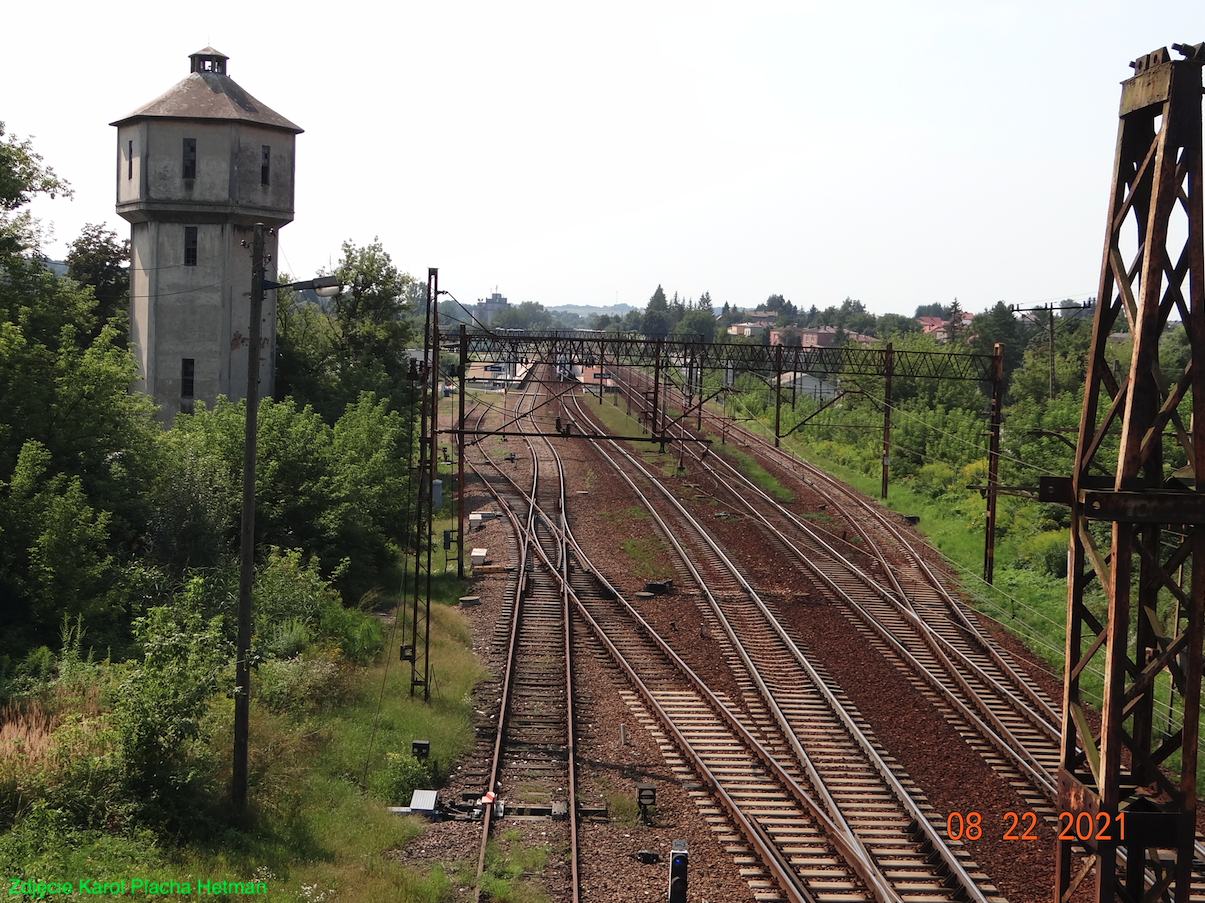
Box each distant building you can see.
[476,292,509,326]
[769,326,874,347]
[112,47,301,422]
[917,312,973,343]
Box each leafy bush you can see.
[254,549,381,665]
[256,655,342,716]
[260,618,313,660]
[913,461,957,498]
[111,606,231,831]
[0,801,162,877]
[371,751,431,805]
[317,604,382,666]
[255,548,342,629]
[1014,529,1070,578]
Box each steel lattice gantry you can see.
[1057,44,1205,902]
[441,329,996,382]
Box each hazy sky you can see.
[5,2,1201,316]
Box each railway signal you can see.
[668,840,687,903]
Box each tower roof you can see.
[110,48,302,133]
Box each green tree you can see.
[493,301,553,331]
[167,393,413,602]
[0,441,114,643]
[65,223,130,336]
[1008,315,1093,405]
[876,312,920,339]
[764,294,798,324]
[0,145,157,649]
[946,298,965,344]
[678,309,717,343]
[837,298,875,336]
[277,238,417,421]
[969,301,1023,393]
[642,285,670,339]
[0,122,71,254]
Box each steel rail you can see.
[469,377,581,903]
[471,373,896,901]
[625,368,1064,751]
[615,372,1062,798]
[752,429,1062,728]
[638,376,1205,881]
[668,425,1065,766]
[468,439,834,902]
[572,396,989,902]
[614,366,1061,733]
[699,437,1060,742]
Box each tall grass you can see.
[0,575,485,901]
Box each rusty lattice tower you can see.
[1058,43,1205,901]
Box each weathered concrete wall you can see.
[118,118,291,423]
[128,219,278,423]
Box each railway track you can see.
[461,380,580,903]
[565,391,1001,902]
[594,363,1205,895]
[460,366,1020,901]
[595,365,1066,803]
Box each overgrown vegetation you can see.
[0,571,480,899]
[478,830,552,903]
[0,125,487,899]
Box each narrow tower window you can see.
[127,140,133,180]
[184,227,198,266]
[183,137,197,180]
[181,359,195,398]
[261,146,270,185]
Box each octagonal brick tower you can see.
[111,47,302,422]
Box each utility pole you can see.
[881,342,893,500]
[232,222,265,811]
[982,344,1003,584]
[457,324,467,579]
[1010,300,1094,399]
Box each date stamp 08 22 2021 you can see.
[945,810,1127,842]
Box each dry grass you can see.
[1,684,105,766]
[0,702,56,764]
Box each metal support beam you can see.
[651,339,663,440]
[458,324,467,579]
[1057,44,1205,903]
[774,344,783,448]
[410,269,438,701]
[881,342,893,500]
[982,343,1003,584]
[443,331,994,381]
